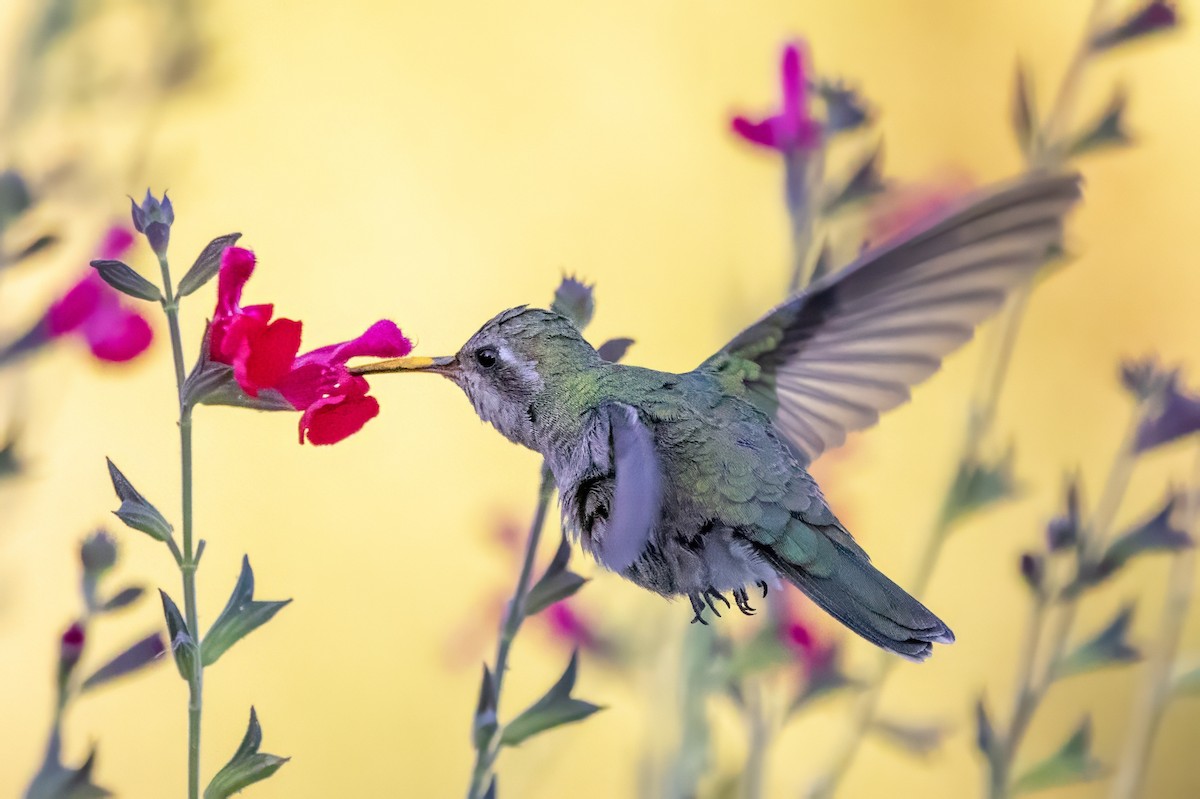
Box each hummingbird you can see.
[353,171,1081,661]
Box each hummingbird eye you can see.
[475,347,498,369]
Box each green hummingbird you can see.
[353,171,1081,661]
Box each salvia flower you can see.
[129,189,174,254]
[80,530,118,576]
[731,40,822,153]
[42,228,154,362]
[59,622,86,672]
[776,592,836,680]
[1091,1,1179,52]
[867,173,973,244]
[207,247,412,445]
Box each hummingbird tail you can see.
[758,542,955,662]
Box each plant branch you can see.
[467,464,555,799]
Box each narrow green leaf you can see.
[872,718,948,756]
[204,708,289,799]
[159,590,197,680]
[1055,604,1141,679]
[1011,60,1037,156]
[944,446,1020,528]
[474,665,498,749]
[100,586,145,613]
[822,144,886,214]
[89,259,162,302]
[975,697,995,756]
[1012,717,1103,794]
[525,573,588,617]
[106,459,174,542]
[81,633,166,691]
[177,233,241,297]
[24,731,112,799]
[482,777,497,799]
[201,556,291,667]
[1068,87,1133,157]
[500,650,603,746]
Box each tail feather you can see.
[757,541,954,662]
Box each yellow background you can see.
[1,0,1199,797]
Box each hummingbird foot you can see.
[687,593,710,625]
[733,587,755,616]
[704,589,731,617]
[756,580,769,598]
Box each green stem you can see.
[1110,449,1200,799]
[742,680,771,799]
[158,251,202,799]
[467,465,554,799]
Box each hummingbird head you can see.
[351,306,600,447]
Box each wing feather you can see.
[708,171,1082,462]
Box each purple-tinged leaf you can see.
[1068,87,1133,157]
[1055,605,1141,679]
[823,144,886,214]
[89,259,162,302]
[474,665,498,749]
[975,697,995,756]
[1019,552,1045,593]
[177,233,242,298]
[551,276,594,330]
[100,586,144,613]
[1046,476,1082,551]
[1091,1,1179,52]
[1136,375,1200,453]
[596,337,634,364]
[80,632,166,692]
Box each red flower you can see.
[776,590,835,678]
[731,40,822,152]
[43,228,153,362]
[541,600,600,652]
[59,621,86,669]
[208,247,412,445]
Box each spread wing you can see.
[707,171,1083,463]
[566,403,663,573]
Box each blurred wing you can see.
[597,403,663,573]
[710,171,1082,463]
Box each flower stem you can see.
[467,464,555,799]
[742,680,771,799]
[158,251,203,799]
[1110,448,1200,799]
[985,399,1142,799]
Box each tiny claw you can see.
[704,589,730,617]
[688,593,709,625]
[757,580,769,598]
[734,587,755,616]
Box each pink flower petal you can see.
[780,42,807,123]
[294,320,413,368]
[98,227,135,260]
[215,247,257,318]
[85,308,153,362]
[45,273,107,336]
[731,116,781,149]
[299,392,380,445]
[233,317,302,396]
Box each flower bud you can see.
[80,530,118,576]
[130,190,175,255]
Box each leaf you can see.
[596,337,635,364]
[944,446,1020,528]
[106,459,174,542]
[89,259,162,302]
[474,665,498,749]
[204,708,289,799]
[24,730,112,799]
[100,586,145,613]
[1090,1,1179,53]
[1011,60,1037,157]
[525,536,589,616]
[871,718,948,757]
[1012,717,1103,794]
[0,170,32,229]
[823,144,886,214]
[1135,374,1200,453]
[482,778,497,799]
[201,556,292,667]
[1169,659,1200,696]
[9,234,57,265]
[81,632,166,691]
[814,79,871,134]
[1097,496,1191,578]
[500,650,603,746]
[159,589,198,680]
[1055,604,1141,679]
[1019,552,1045,593]
[975,697,995,756]
[551,275,594,330]
[1046,476,1082,551]
[1068,88,1133,157]
[177,233,242,297]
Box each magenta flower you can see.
[43,228,153,362]
[731,40,822,152]
[776,590,835,679]
[59,622,86,671]
[208,247,413,445]
[541,599,601,652]
[866,173,973,244]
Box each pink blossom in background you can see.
[731,40,822,153]
[207,246,412,445]
[541,599,601,652]
[776,588,835,679]
[866,172,974,245]
[43,227,153,363]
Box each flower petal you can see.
[232,316,302,396]
[299,392,380,445]
[731,115,782,149]
[780,41,808,123]
[98,227,135,260]
[84,308,153,362]
[215,247,257,318]
[295,320,414,368]
[45,273,109,336]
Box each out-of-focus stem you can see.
[808,3,1110,794]
[158,251,202,799]
[785,146,826,294]
[986,400,1142,799]
[742,681,771,799]
[467,465,554,799]
[1110,449,1200,799]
